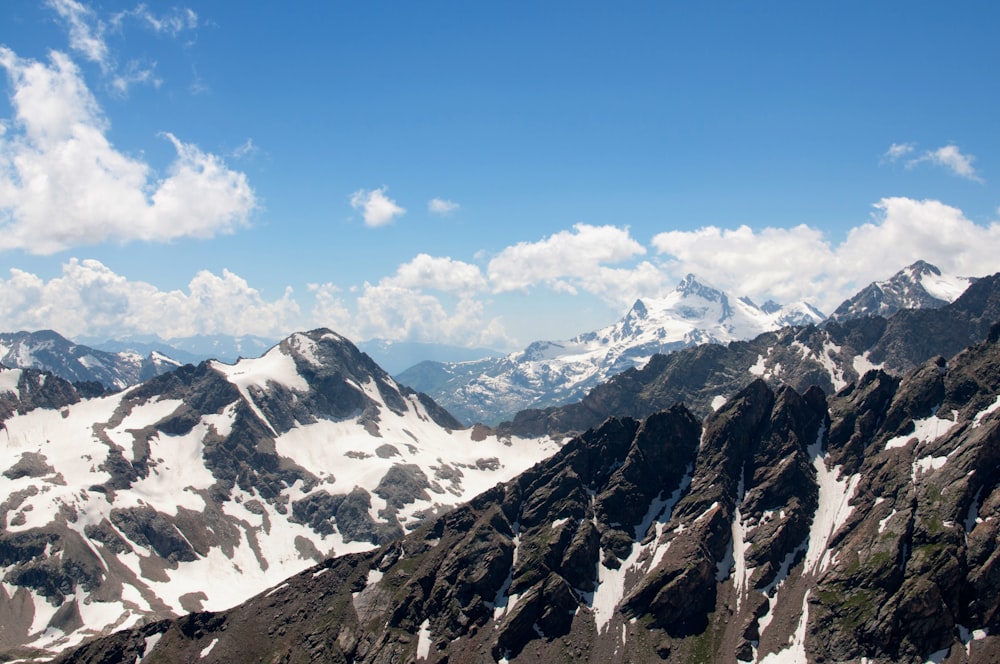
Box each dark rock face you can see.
[57,324,1000,663]
[0,366,81,422]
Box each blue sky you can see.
[1,1,998,350]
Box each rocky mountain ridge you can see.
[0,330,182,393]
[0,329,558,659]
[78,333,278,366]
[58,321,1000,663]
[828,260,974,323]
[399,274,825,426]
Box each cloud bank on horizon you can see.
[1,2,998,350]
[3,198,999,347]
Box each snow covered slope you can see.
[400,275,824,425]
[0,329,558,658]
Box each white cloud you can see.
[231,138,259,159]
[3,200,997,350]
[46,0,110,68]
[0,48,257,254]
[353,283,508,347]
[386,254,486,294]
[47,0,196,95]
[110,59,162,95]
[652,224,835,307]
[112,5,199,35]
[885,141,984,182]
[350,186,406,227]
[908,144,983,182]
[839,197,1000,280]
[307,254,505,346]
[881,142,915,163]
[487,223,660,305]
[308,279,508,348]
[652,197,1000,314]
[0,259,301,339]
[428,198,460,215]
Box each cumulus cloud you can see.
[0,48,257,254]
[0,259,301,339]
[350,186,406,227]
[428,198,460,215]
[839,197,1000,279]
[309,278,507,348]
[306,253,505,346]
[652,224,836,307]
[386,253,486,294]
[352,283,508,347]
[4,199,997,349]
[487,223,664,306]
[653,197,1000,313]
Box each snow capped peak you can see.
[829,260,973,323]
[413,274,830,425]
[675,273,724,302]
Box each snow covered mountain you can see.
[0,329,558,658]
[60,324,1000,663]
[828,260,973,322]
[399,275,824,426]
[0,330,182,391]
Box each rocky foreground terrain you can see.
[57,322,1000,663]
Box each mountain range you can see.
[56,318,1000,663]
[0,330,182,393]
[77,333,278,366]
[400,262,969,426]
[501,270,999,439]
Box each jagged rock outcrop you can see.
[56,323,1000,663]
[0,365,82,423]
